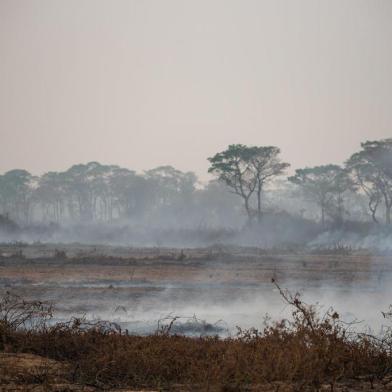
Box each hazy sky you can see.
[1,0,391,180]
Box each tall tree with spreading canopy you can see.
[208,144,289,221]
[346,139,392,225]
[288,165,352,227]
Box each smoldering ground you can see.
[2,213,392,253]
[1,243,392,337]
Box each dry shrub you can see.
[1,285,392,390]
[0,292,53,351]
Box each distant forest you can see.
[0,139,391,232]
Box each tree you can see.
[145,166,197,210]
[62,162,115,222]
[249,146,290,221]
[62,163,95,221]
[208,144,289,221]
[109,168,154,220]
[0,170,35,223]
[194,180,242,227]
[288,165,352,227]
[35,172,67,223]
[346,139,392,225]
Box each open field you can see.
[1,243,392,334]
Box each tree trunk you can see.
[244,197,252,221]
[369,200,379,224]
[386,204,391,225]
[336,194,344,227]
[257,189,262,223]
[371,209,379,224]
[321,205,325,227]
[383,192,392,225]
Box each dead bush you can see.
[1,286,392,390]
[0,292,53,351]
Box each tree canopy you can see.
[208,144,289,221]
[288,165,352,226]
[346,139,392,224]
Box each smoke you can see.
[8,280,392,337]
[310,227,392,253]
[2,242,392,337]
[1,209,392,338]
[1,215,392,254]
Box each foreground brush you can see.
[1,283,392,391]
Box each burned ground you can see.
[1,244,392,390]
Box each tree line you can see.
[209,138,392,226]
[0,138,391,227]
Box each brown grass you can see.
[1,283,392,391]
